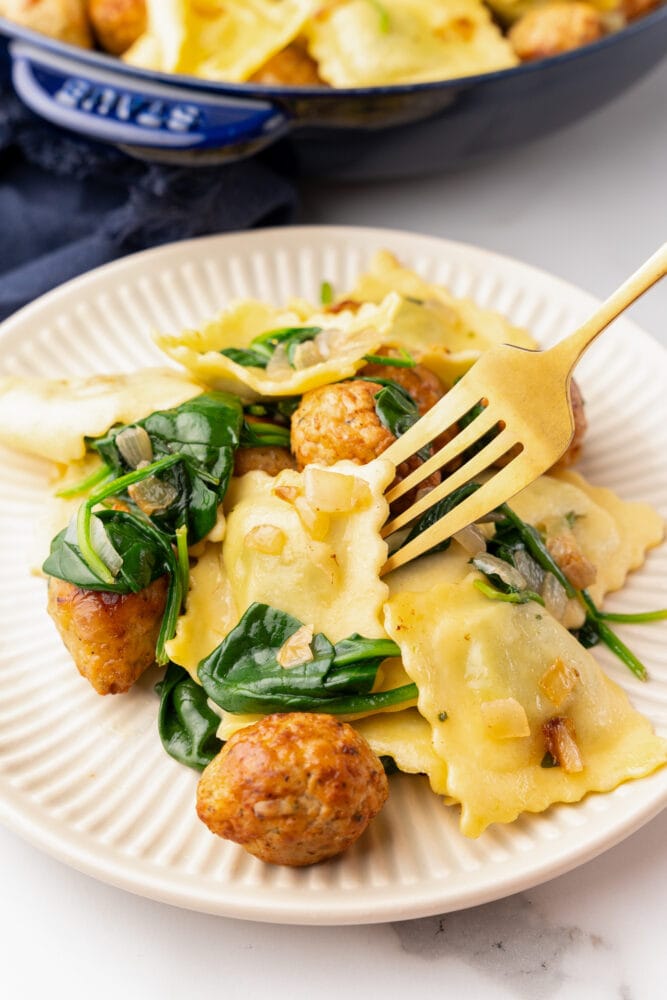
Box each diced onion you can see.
[513,549,545,592]
[277,625,314,668]
[542,716,583,773]
[538,658,580,708]
[90,514,123,577]
[294,496,330,540]
[472,553,528,590]
[480,698,530,739]
[541,572,569,623]
[291,340,323,370]
[265,344,291,376]
[128,475,179,515]
[115,426,153,468]
[561,598,586,631]
[304,467,361,513]
[452,524,487,557]
[244,524,286,555]
[272,484,301,505]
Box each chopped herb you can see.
[365,0,391,31]
[438,711,448,722]
[541,751,559,768]
[320,280,334,305]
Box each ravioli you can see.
[385,575,666,836]
[165,542,237,680]
[222,459,393,640]
[346,251,536,384]
[307,0,518,88]
[0,369,203,464]
[125,0,320,81]
[510,471,664,603]
[153,294,402,400]
[167,458,395,682]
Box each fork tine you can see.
[385,402,501,504]
[381,457,529,575]
[380,376,485,468]
[382,425,517,537]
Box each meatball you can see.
[196,713,389,866]
[291,380,396,469]
[0,0,92,47]
[509,2,603,62]
[359,354,446,416]
[47,575,168,695]
[250,41,323,86]
[86,0,146,55]
[234,445,297,478]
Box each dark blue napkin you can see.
[0,82,298,322]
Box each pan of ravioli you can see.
[1,2,666,176]
[0,249,665,867]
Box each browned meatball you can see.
[233,445,297,478]
[291,380,396,469]
[509,2,603,62]
[250,41,324,86]
[47,575,168,695]
[359,354,446,416]
[196,713,389,866]
[86,0,146,55]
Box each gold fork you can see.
[380,244,667,575]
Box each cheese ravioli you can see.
[345,250,536,384]
[154,294,401,400]
[125,0,320,81]
[307,0,518,88]
[385,576,666,836]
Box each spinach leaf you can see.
[43,509,183,665]
[488,504,653,681]
[473,579,544,606]
[44,509,170,594]
[156,663,223,771]
[401,482,481,557]
[251,325,322,350]
[91,392,243,544]
[219,347,270,369]
[373,381,421,438]
[198,603,413,715]
[240,420,291,449]
[363,348,415,368]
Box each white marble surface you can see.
[1,57,666,1000]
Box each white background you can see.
[1,56,666,1000]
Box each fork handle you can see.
[548,243,667,373]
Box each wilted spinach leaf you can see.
[401,482,481,558]
[91,392,243,544]
[198,603,413,715]
[156,663,223,771]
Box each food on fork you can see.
[1,249,665,864]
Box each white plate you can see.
[0,226,665,925]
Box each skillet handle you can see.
[9,40,290,159]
